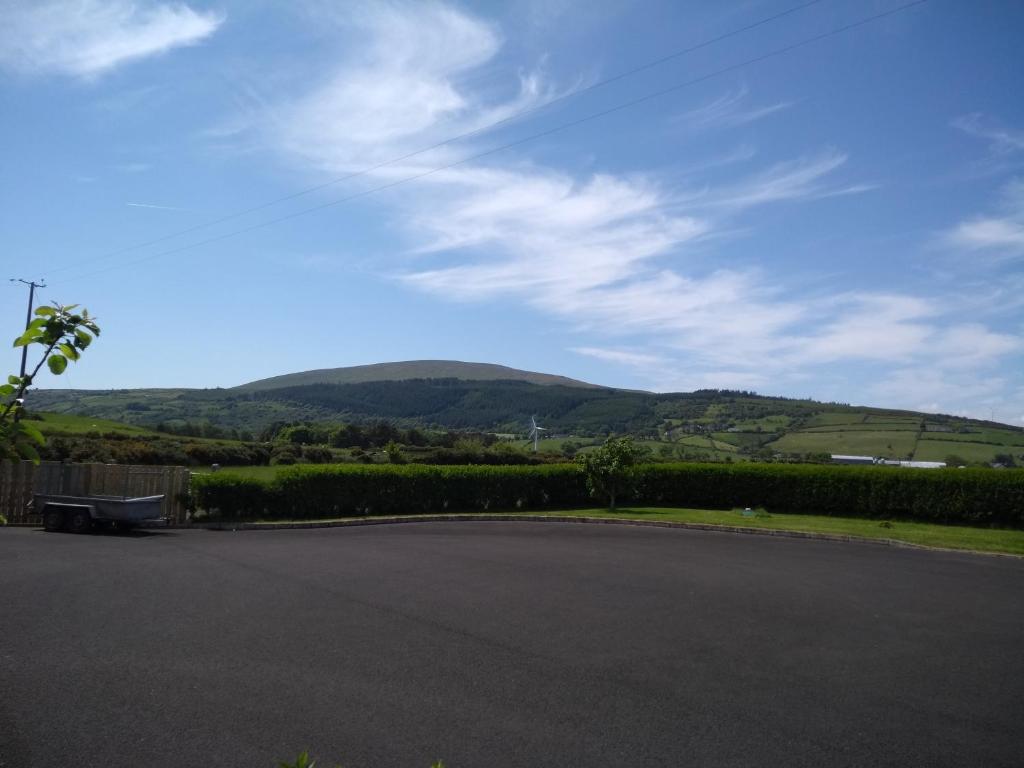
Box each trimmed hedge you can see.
[191,463,1024,527]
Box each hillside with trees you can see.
[27,365,1024,466]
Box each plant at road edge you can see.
[577,436,645,510]
[0,303,100,463]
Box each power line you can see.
[44,0,826,277]
[54,0,929,285]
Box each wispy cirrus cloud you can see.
[951,113,1024,178]
[674,85,791,133]
[126,201,189,211]
[953,113,1024,156]
[571,347,665,368]
[943,178,1024,258]
[0,0,223,79]
[223,2,1019,418]
[269,2,549,174]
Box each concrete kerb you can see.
[193,514,1024,558]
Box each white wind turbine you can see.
[528,414,547,452]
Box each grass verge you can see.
[535,508,1024,555]
[202,506,1024,556]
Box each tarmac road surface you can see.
[1,521,1022,767]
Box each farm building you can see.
[831,455,946,469]
[831,454,875,465]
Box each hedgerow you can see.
[191,463,1024,527]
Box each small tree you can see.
[0,303,100,463]
[577,436,644,510]
[384,440,406,464]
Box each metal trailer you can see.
[31,493,166,533]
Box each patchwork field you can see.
[766,430,920,458]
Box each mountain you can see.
[235,360,603,391]
[28,366,1024,465]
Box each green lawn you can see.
[192,465,283,479]
[529,508,1024,554]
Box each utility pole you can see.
[10,278,46,379]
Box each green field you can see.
[864,414,922,424]
[801,412,865,427]
[32,412,160,437]
[767,430,918,458]
[919,429,1024,445]
[34,412,248,446]
[913,440,1020,463]
[803,423,918,433]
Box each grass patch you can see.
[210,506,1024,556]
[192,465,282,480]
[531,507,1024,555]
[33,412,158,437]
[767,430,918,458]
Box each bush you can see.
[190,463,1024,527]
[191,473,276,520]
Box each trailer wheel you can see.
[42,508,66,532]
[66,509,93,534]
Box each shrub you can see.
[190,463,1024,527]
[577,437,644,509]
[191,473,276,520]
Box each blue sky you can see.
[1,0,1022,424]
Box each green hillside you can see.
[26,364,1024,466]
[236,360,603,391]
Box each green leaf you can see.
[13,328,42,347]
[0,384,13,397]
[7,375,19,385]
[34,306,55,316]
[47,354,67,375]
[74,330,93,349]
[58,343,80,361]
[18,421,44,445]
[16,441,40,464]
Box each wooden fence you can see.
[0,461,191,525]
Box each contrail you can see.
[126,202,189,211]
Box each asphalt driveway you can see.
[1,521,1021,767]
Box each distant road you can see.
[2,523,1022,767]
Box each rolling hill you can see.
[26,361,1024,464]
[236,360,603,391]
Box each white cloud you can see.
[702,150,852,210]
[231,2,1019,417]
[868,368,1014,422]
[0,1,223,79]
[943,178,1024,257]
[674,86,791,132]
[787,294,936,364]
[935,324,1021,367]
[272,2,548,174]
[570,347,664,368]
[948,217,1024,251]
[953,113,1024,156]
